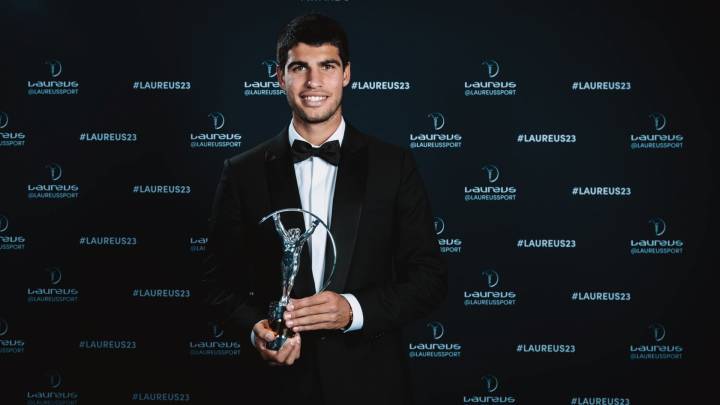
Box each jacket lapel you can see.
[264,122,369,298]
[324,122,368,294]
[264,127,315,298]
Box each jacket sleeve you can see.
[201,158,265,337]
[353,149,448,338]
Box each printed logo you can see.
[0,318,26,354]
[0,214,27,251]
[208,112,225,130]
[434,217,462,254]
[428,112,445,130]
[465,163,517,201]
[261,59,278,78]
[27,267,80,304]
[464,60,518,96]
[189,236,207,253]
[243,58,284,96]
[630,112,684,150]
[27,163,80,200]
[427,321,445,340]
[189,111,242,149]
[629,323,683,360]
[27,59,80,96]
[408,321,462,359]
[188,322,241,357]
[463,375,517,404]
[26,370,80,404]
[481,164,500,183]
[630,218,683,255]
[481,60,500,78]
[409,111,462,149]
[481,375,499,393]
[464,269,517,307]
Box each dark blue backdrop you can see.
[1,1,714,403]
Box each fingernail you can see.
[286,321,293,327]
[284,312,291,319]
[266,334,274,340]
[287,304,294,310]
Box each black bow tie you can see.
[291,139,341,166]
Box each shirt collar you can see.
[288,116,345,148]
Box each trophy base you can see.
[267,301,295,351]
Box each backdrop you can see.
[1,0,714,403]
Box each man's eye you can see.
[322,64,335,70]
[292,66,306,72]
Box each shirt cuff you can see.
[250,329,257,348]
[340,293,364,332]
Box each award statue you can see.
[259,208,337,350]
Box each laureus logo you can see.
[433,217,445,235]
[45,59,63,78]
[481,164,500,183]
[47,371,62,389]
[426,321,445,340]
[481,60,500,78]
[0,111,8,128]
[481,269,500,288]
[261,60,279,78]
[649,218,667,237]
[481,375,499,393]
[46,267,62,286]
[649,323,666,342]
[649,112,667,131]
[208,112,225,130]
[0,318,8,336]
[210,322,224,339]
[45,163,63,181]
[427,112,445,130]
[0,215,8,232]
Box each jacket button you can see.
[320,336,326,341]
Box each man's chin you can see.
[294,105,340,124]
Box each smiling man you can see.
[204,13,447,404]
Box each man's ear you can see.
[342,61,351,87]
[277,65,286,89]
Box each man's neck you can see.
[292,110,343,146]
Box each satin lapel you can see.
[264,128,315,299]
[323,123,368,294]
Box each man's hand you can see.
[284,291,351,332]
[252,319,301,366]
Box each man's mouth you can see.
[300,95,328,107]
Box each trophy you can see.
[258,208,337,350]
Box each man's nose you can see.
[306,68,322,88]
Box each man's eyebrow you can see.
[317,59,341,66]
[287,59,342,69]
[287,61,309,69]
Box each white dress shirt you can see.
[287,116,363,333]
[251,116,364,347]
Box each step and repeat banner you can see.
[1,1,713,404]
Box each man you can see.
[203,13,447,404]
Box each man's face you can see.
[277,42,351,124]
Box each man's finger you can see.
[286,339,301,365]
[287,313,335,328]
[288,292,329,310]
[274,338,296,363]
[293,321,333,332]
[285,302,334,320]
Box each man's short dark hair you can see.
[276,13,350,70]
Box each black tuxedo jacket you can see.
[203,122,447,404]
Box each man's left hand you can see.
[284,291,351,332]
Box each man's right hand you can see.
[252,319,301,366]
